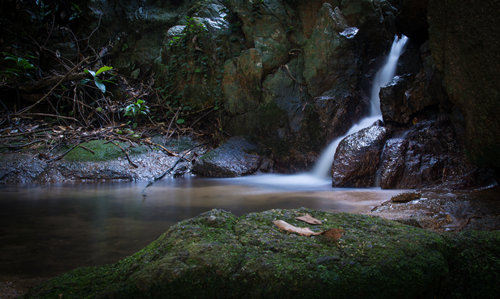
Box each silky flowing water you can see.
[0,178,404,281]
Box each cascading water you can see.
[311,34,408,178]
[224,35,408,189]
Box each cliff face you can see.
[428,0,500,169]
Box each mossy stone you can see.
[27,208,500,298]
[63,140,148,162]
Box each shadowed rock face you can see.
[192,137,261,177]
[332,122,388,187]
[428,0,500,168]
[27,208,500,298]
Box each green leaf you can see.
[176,118,185,125]
[95,65,113,76]
[96,107,103,112]
[94,79,106,93]
[84,69,96,77]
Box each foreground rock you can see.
[28,209,499,298]
[193,137,261,177]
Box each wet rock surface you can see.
[332,122,388,187]
[379,119,494,189]
[192,137,261,177]
[27,208,500,298]
[372,188,500,232]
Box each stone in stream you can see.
[27,208,500,298]
[193,137,261,177]
[332,121,388,187]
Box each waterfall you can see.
[312,35,408,178]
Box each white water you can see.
[311,34,408,178]
[224,35,408,189]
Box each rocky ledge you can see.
[27,208,499,298]
[0,137,204,184]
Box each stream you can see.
[0,177,404,280]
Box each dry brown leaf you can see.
[273,220,322,236]
[321,228,344,241]
[296,214,322,225]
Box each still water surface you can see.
[0,176,403,279]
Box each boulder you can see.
[380,120,494,189]
[193,137,261,177]
[228,0,292,72]
[313,89,368,142]
[428,0,500,168]
[380,43,447,125]
[27,208,500,298]
[332,122,388,187]
[223,49,263,114]
[303,3,359,98]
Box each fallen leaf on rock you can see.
[321,228,344,241]
[273,220,322,236]
[296,214,322,225]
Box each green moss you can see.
[27,209,500,298]
[63,140,149,162]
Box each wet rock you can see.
[303,3,359,98]
[372,188,500,232]
[193,137,261,177]
[0,154,47,184]
[391,192,422,203]
[428,0,500,167]
[223,49,263,114]
[332,122,388,187]
[85,0,186,73]
[314,89,368,142]
[228,0,291,72]
[380,120,495,189]
[380,44,446,125]
[28,208,500,298]
[0,139,201,184]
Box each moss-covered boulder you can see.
[28,209,500,298]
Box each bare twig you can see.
[14,58,88,115]
[18,113,78,121]
[106,140,139,168]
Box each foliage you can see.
[83,66,115,94]
[123,99,150,119]
[123,99,150,128]
[0,52,36,79]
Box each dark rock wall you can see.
[428,0,500,169]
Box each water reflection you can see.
[0,178,403,279]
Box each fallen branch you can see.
[142,143,206,197]
[0,140,44,149]
[107,140,139,168]
[18,113,78,122]
[19,72,87,93]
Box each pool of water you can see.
[0,175,404,279]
